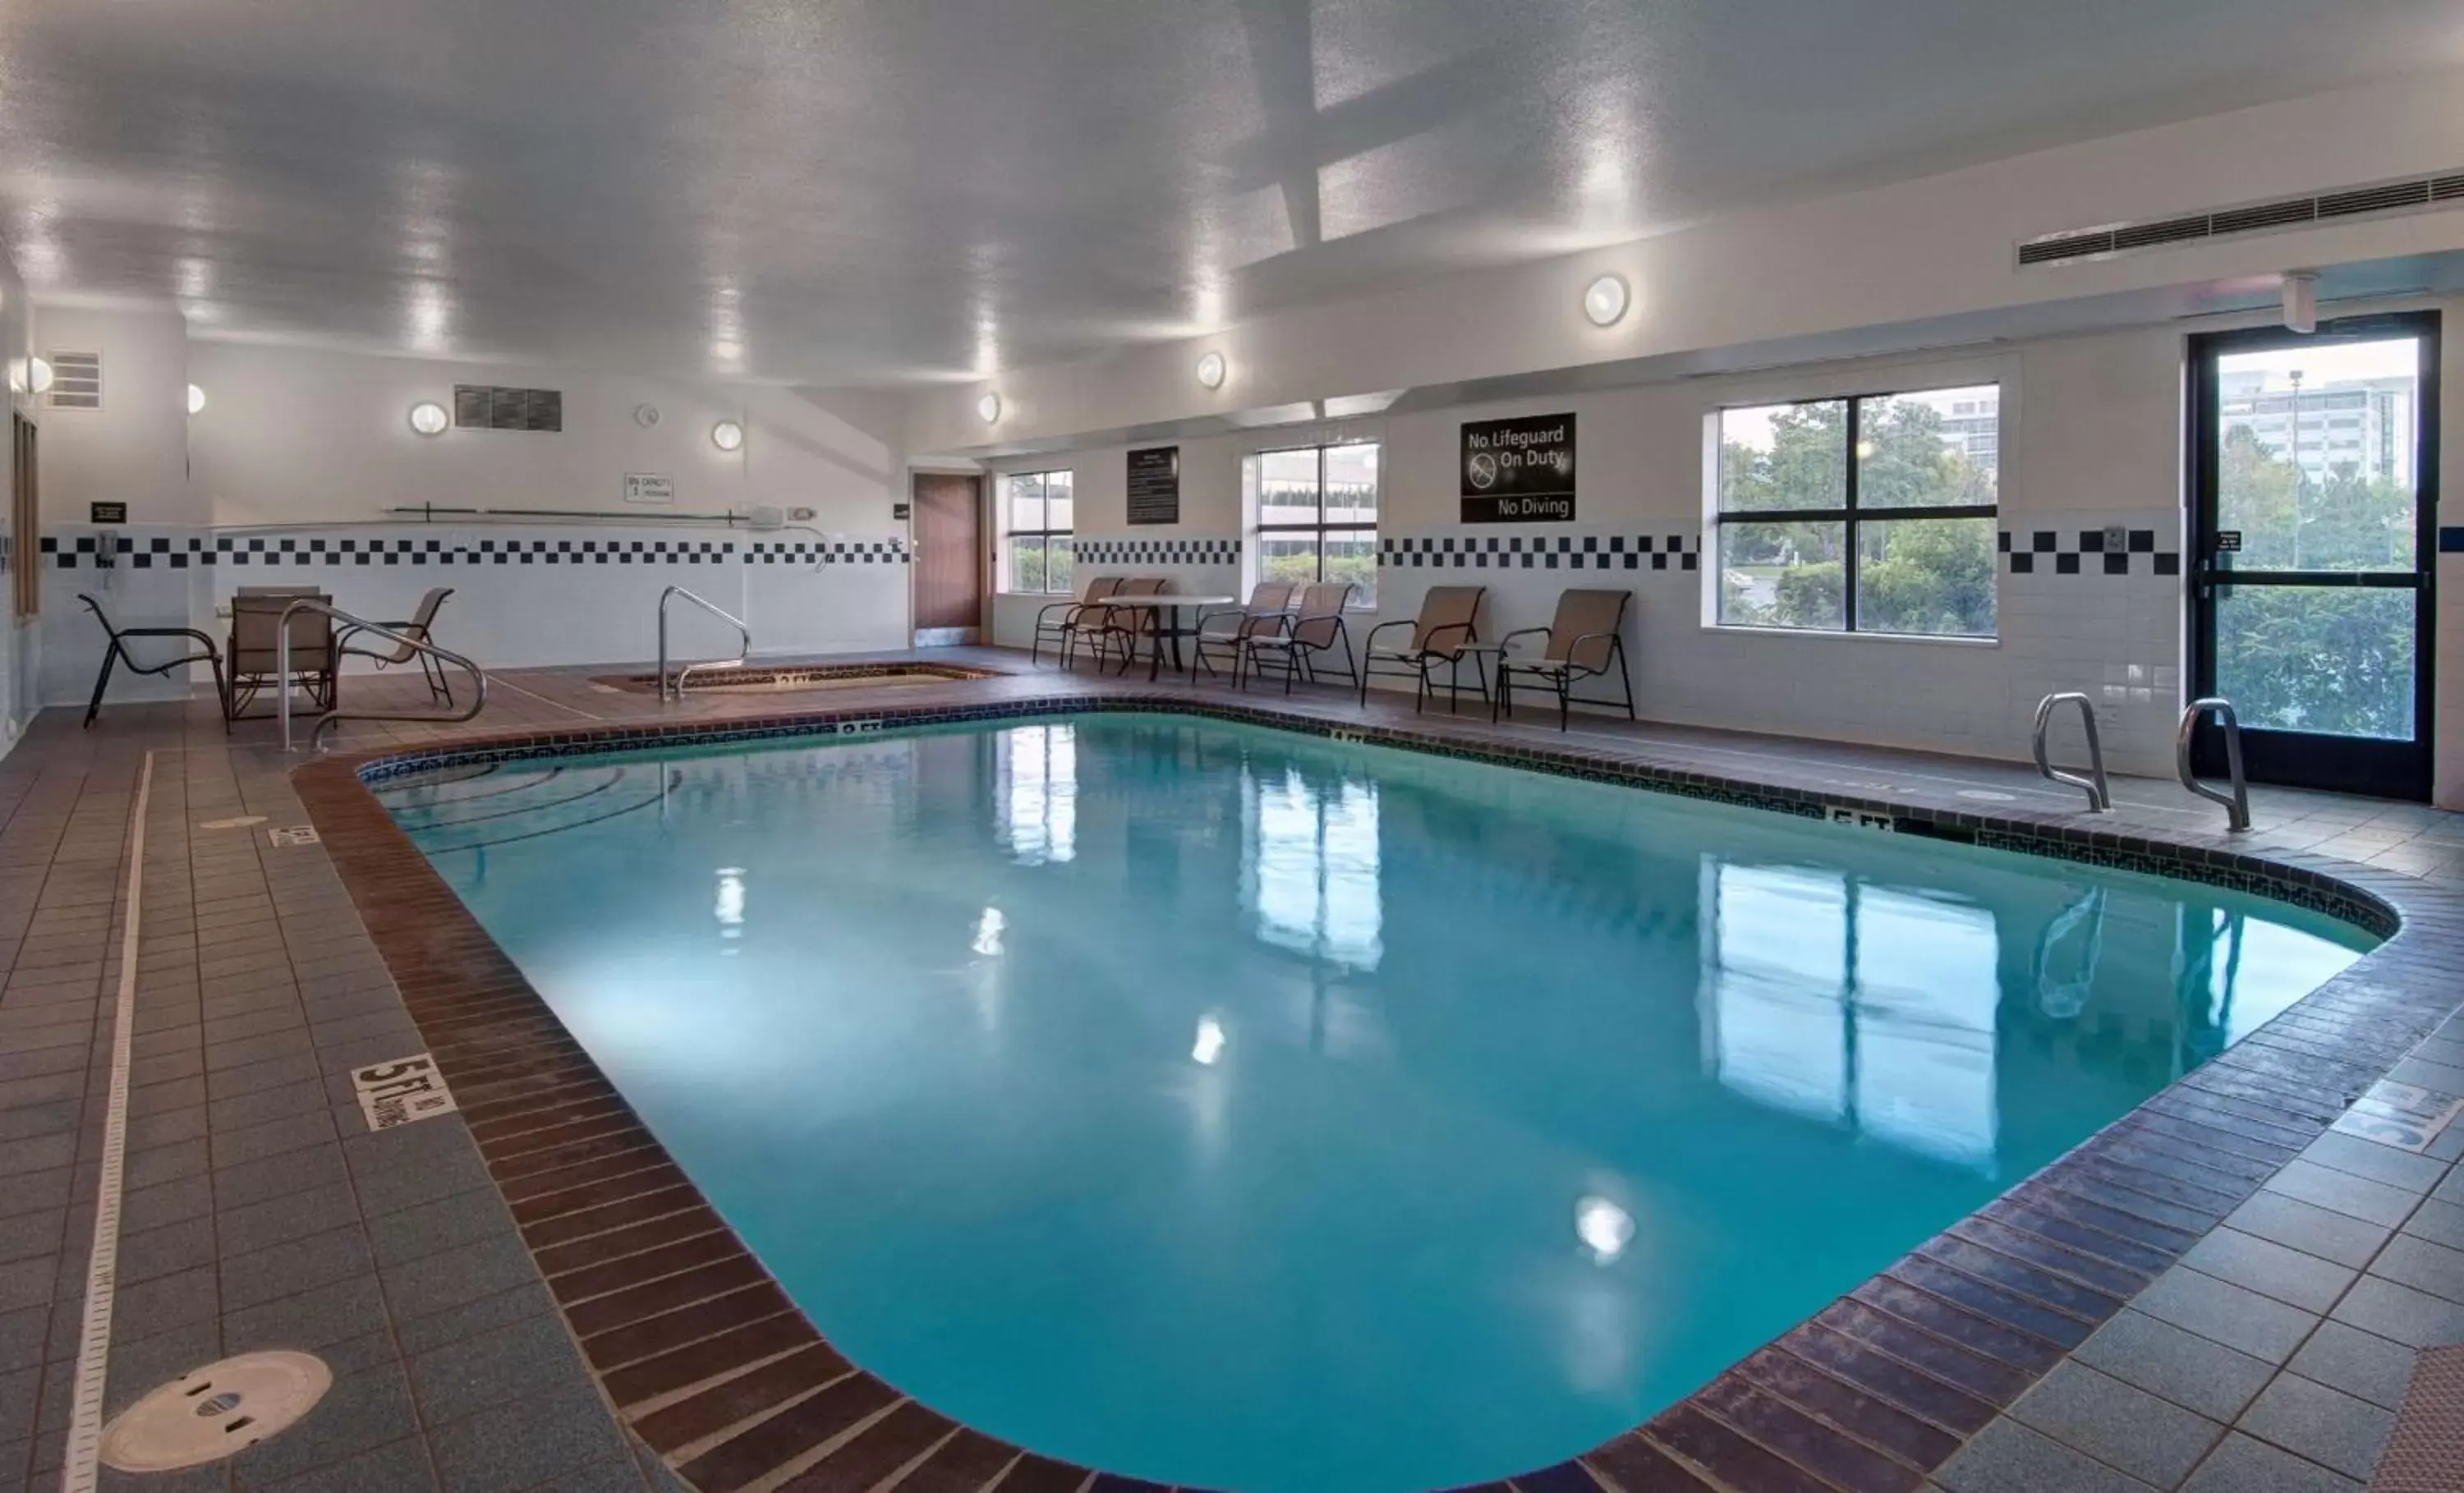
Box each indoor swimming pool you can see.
[375,713,2378,1491]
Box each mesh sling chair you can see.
[1360,584,1487,712]
[78,594,229,731]
[1494,588,1635,730]
[226,593,337,721]
[1088,577,1170,673]
[1237,581,1358,694]
[1192,581,1297,682]
[1031,575,1124,667]
[336,587,457,705]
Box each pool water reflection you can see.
[383,714,2373,1492]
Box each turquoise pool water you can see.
[379,714,2374,1491]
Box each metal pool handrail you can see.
[2177,696,2253,833]
[278,599,488,753]
[2031,691,2111,813]
[657,586,751,701]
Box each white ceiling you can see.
[1,0,2457,388]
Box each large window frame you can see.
[1711,385,2000,639]
[1248,442,1380,608]
[1000,469,1074,596]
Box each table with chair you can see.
[80,582,460,728]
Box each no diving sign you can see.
[352,1054,459,1131]
[1460,412,1577,522]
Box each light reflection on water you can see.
[388,714,2371,1492]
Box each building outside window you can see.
[1002,470,1074,595]
[1246,443,1380,607]
[1712,384,2000,638]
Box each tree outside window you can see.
[1715,386,1999,638]
[1004,471,1074,595]
[1247,443,1379,607]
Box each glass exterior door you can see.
[2189,313,2439,800]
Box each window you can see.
[1246,442,1379,607]
[1001,470,1073,595]
[1712,384,1999,637]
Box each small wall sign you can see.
[623,473,675,505]
[1127,446,1181,526]
[892,501,913,521]
[352,1054,459,1131]
[2215,531,2242,552]
[89,501,127,524]
[1460,413,1576,522]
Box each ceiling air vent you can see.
[44,351,101,411]
[2016,167,2464,269]
[452,384,562,432]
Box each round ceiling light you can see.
[186,384,205,416]
[26,357,52,395]
[1582,273,1630,328]
[711,419,746,452]
[407,401,448,436]
[1196,351,1227,390]
[977,391,1002,425]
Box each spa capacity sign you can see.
[1460,412,1576,522]
[1127,446,1181,526]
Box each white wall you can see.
[37,326,915,706]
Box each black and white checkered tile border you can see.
[1074,538,1239,565]
[1998,529,2180,577]
[38,535,908,570]
[1379,534,1699,572]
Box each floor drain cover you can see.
[101,1352,332,1472]
[1957,789,2020,802]
[196,815,269,830]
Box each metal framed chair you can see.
[77,594,228,731]
[1495,588,1635,729]
[1031,576,1124,667]
[337,587,457,704]
[1360,585,1487,712]
[226,593,337,722]
[1087,577,1169,673]
[1193,581,1297,682]
[1237,581,1358,694]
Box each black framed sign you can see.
[1460,413,1576,521]
[1127,446,1181,526]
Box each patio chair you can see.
[1495,588,1635,730]
[77,594,228,732]
[1031,575,1124,667]
[1087,577,1169,673]
[1193,581,1297,682]
[226,592,337,721]
[337,586,457,705]
[1238,581,1358,694]
[1360,585,1487,712]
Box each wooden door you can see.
[911,471,983,641]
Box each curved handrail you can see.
[2177,696,2253,832]
[658,586,751,701]
[277,599,488,752]
[2031,691,2111,812]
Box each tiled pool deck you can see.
[8,650,2464,1491]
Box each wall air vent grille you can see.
[2016,168,2464,269]
[452,385,563,432]
[44,351,100,411]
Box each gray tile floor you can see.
[0,724,667,1492]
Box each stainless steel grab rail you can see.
[2177,697,2252,832]
[2031,691,2111,812]
[278,599,488,752]
[657,586,750,701]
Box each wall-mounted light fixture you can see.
[2282,269,2319,334]
[711,419,746,452]
[1196,351,1227,390]
[186,384,206,416]
[1582,273,1630,328]
[977,391,1002,425]
[408,400,449,436]
[25,357,52,395]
